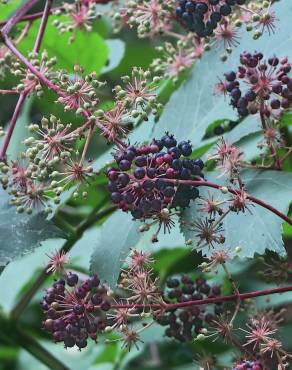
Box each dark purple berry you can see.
[134,167,146,179]
[119,159,131,171]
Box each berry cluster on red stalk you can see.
[221,52,292,118]
[106,133,204,226]
[41,273,110,349]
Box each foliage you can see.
[0,0,291,370]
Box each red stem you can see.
[0,0,114,28]
[0,8,60,28]
[0,94,26,161]
[0,0,54,161]
[33,0,53,53]
[109,284,292,310]
[165,179,292,225]
[3,36,61,94]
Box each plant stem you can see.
[109,284,292,310]
[10,205,116,319]
[3,36,61,93]
[221,262,240,326]
[0,9,56,28]
[0,93,26,161]
[79,123,94,165]
[164,178,292,225]
[0,89,18,94]
[33,0,53,53]
[0,0,54,161]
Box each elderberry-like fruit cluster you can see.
[223,52,292,117]
[41,274,110,349]
[107,133,204,220]
[232,360,263,370]
[155,275,222,342]
[176,0,246,37]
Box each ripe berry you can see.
[220,4,231,16]
[225,71,236,82]
[67,273,78,287]
[180,142,192,156]
[119,159,131,171]
[134,167,146,179]
[135,156,147,167]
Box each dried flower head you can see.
[46,250,69,274]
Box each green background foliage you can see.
[0,0,291,369]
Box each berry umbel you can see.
[106,133,204,222]
[220,52,292,118]
[41,274,110,350]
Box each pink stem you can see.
[0,94,26,161]
[0,0,54,161]
[165,179,292,225]
[33,0,53,53]
[0,9,60,28]
[3,36,61,94]
[0,89,18,94]
[109,284,292,310]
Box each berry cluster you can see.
[155,275,222,342]
[176,0,246,38]
[232,360,264,370]
[106,133,204,221]
[222,52,292,117]
[41,274,110,349]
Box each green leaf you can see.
[90,208,186,286]
[181,169,292,258]
[280,112,292,127]
[102,39,125,74]
[19,17,109,75]
[0,0,23,21]
[0,189,64,270]
[90,212,141,287]
[152,0,292,147]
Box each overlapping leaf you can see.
[0,189,64,270]
[181,170,292,258]
[152,0,292,148]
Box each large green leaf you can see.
[19,16,109,75]
[0,189,64,270]
[152,0,292,147]
[90,211,141,287]
[0,0,23,21]
[90,208,185,286]
[181,170,292,258]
